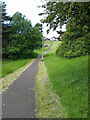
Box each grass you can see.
[44,41,88,118]
[35,61,61,118]
[34,40,52,55]
[34,47,47,55]
[0,40,52,92]
[0,59,34,92]
[1,58,32,78]
[44,40,52,46]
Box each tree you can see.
[6,12,42,59]
[39,2,90,58]
[35,23,43,33]
[39,2,90,32]
[0,1,12,50]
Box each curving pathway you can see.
[2,45,52,118]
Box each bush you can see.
[56,32,89,58]
[7,47,20,59]
[6,46,35,59]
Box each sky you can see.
[1,0,66,38]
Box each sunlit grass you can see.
[1,58,32,78]
[44,41,88,118]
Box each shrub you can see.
[7,47,20,59]
[56,32,89,58]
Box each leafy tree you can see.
[35,23,43,33]
[6,12,42,59]
[40,2,90,58]
[33,26,43,49]
[40,2,90,32]
[0,1,12,51]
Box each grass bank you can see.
[0,59,34,92]
[44,41,88,118]
[35,61,61,118]
[1,58,32,78]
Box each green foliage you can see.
[40,2,90,58]
[7,47,20,59]
[56,32,89,58]
[3,12,42,59]
[35,23,43,33]
[1,3,43,59]
[40,2,90,31]
[0,1,12,50]
[32,26,43,49]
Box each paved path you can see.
[2,45,52,118]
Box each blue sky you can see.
[1,0,66,38]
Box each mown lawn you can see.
[44,41,88,118]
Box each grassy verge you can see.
[0,59,34,92]
[0,40,52,91]
[35,61,61,118]
[44,41,88,118]
[1,58,32,78]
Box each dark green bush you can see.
[56,32,89,58]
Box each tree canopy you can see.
[40,2,90,32]
[6,12,42,59]
[40,2,90,58]
[1,2,43,59]
[0,1,12,49]
[35,23,43,33]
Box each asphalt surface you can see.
[2,45,53,118]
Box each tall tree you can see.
[35,23,43,33]
[7,12,42,59]
[39,2,90,33]
[39,2,90,58]
[0,1,12,50]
